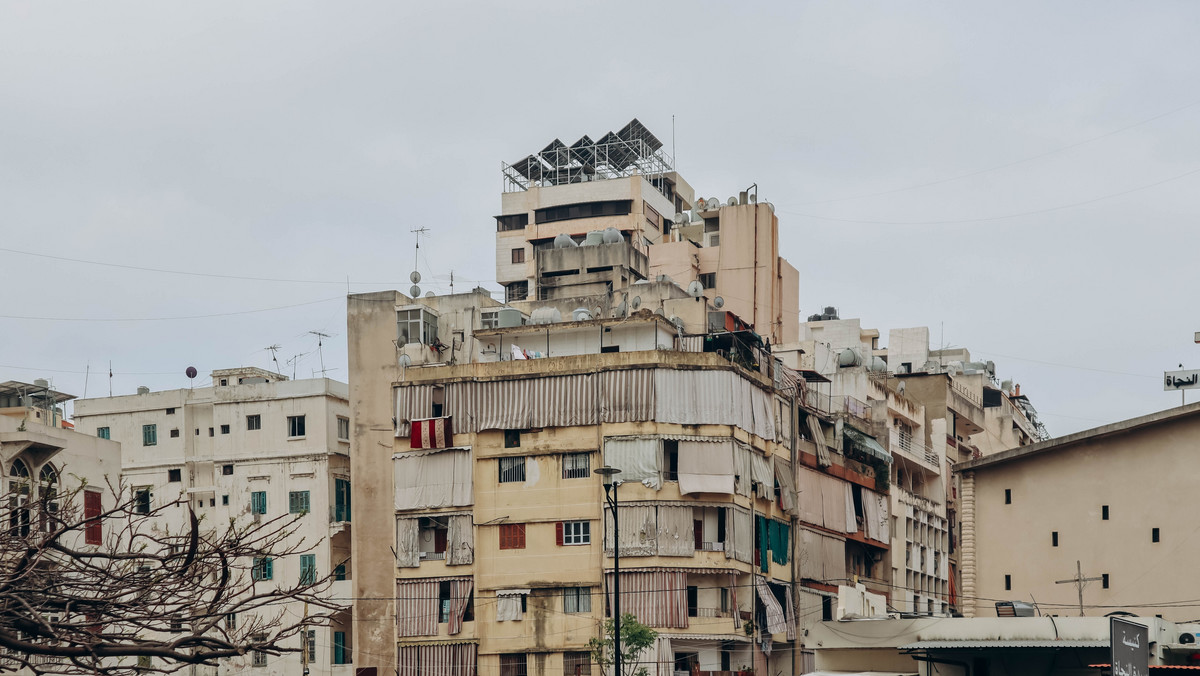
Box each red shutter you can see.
[693,520,704,550]
[555,522,564,546]
[84,491,102,545]
[434,528,447,554]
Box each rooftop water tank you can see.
[529,307,562,325]
[554,233,578,249]
[602,227,623,244]
[496,308,523,328]
[838,348,863,367]
[583,230,605,246]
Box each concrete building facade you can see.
[72,369,353,676]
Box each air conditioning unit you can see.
[705,232,720,247]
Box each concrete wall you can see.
[963,410,1200,620]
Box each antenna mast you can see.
[265,345,282,375]
[411,227,430,271]
[309,331,332,378]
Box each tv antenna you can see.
[265,344,282,374]
[1055,560,1103,616]
[286,353,302,380]
[309,331,332,378]
[411,227,430,270]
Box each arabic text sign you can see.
[1111,617,1149,676]
[1164,369,1200,391]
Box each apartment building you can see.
[956,403,1200,620]
[72,368,353,676]
[349,287,816,676]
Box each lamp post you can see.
[595,465,622,676]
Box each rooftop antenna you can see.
[265,344,282,374]
[411,226,430,271]
[309,331,332,378]
[108,361,113,398]
[83,362,90,399]
[449,270,454,295]
[286,353,302,380]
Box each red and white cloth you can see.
[410,416,453,449]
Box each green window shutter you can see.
[300,554,316,585]
[289,491,310,514]
[251,491,267,515]
[263,557,273,580]
[335,479,351,522]
[333,632,346,665]
[143,424,157,446]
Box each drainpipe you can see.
[790,386,800,676]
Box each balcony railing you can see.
[832,394,871,422]
[692,607,734,619]
[890,429,939,469]
[419,551,446,561]
[700,541,725,552]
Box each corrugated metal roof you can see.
[902,639,1109,649]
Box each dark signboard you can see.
[1111,617,1149,676]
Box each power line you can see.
[779,164,1200,226]
[0,296,343,322]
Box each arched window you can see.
[8,459,31,537]
[38,464,59,533]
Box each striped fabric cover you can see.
[605,571,688,628]
[755,578,788,636]
[410,417,453,449]
[397,643,476,676]
[396,580,438,637]
[446,579,473,635]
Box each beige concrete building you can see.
[72,368,353,676]
[956,403,1200,620]
[348,289,813,676]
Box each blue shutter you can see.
[300,554,316,585]
[332,632,346,665]
[251,492,267,515]
[335,479,351,522]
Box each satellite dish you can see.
[673,213,687,225]
[748,193,758,204]
[631,296,642,311]
[398,353,412,367]
[708,197,719,207]
[409,285,421,297]
[425,291,435,297]
[614,300,627,317]
[185,366,197,379]
[695,197,707,210]
[897,381,907,395]
[713,296,725,309]
[686,280,704,297]
[594,307,603,320]
[410,271,422,284]
[654,307,665,317]
[727,197,738,206]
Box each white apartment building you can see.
[72,368,353,676]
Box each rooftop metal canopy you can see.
[503,118,674,192]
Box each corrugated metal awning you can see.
[844,427,893,464]
[902,640,1108,649]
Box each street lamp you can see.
[595,465,622,676]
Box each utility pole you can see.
[1055,560,1102,616]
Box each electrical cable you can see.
[0,296,343,322]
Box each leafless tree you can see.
[0,474,343,676]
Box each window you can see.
[499,456,526,483]
[500,654,527,676]
[563,587,591,614]
[224,613,236,629]
[222,464,234,476]
[219,378,228,386]
[1153,527,1160,543]
[1004,574,1012,591]
[138,655,153,670]
[134,487,152,515]
[289,491,311,514]
[96,427,110,440]
[563,651,591,676]
[252,556,273,581]
[166,408,175,415]
[288,415,306,438]
[499,523,526,550]
[505,281,529,303]
[166,428,178,438]
[299,554,316,585]
[251,491,267,515]
[334,563,347,581]
[84,490,102,545]
[562,452,589,479]
[306,629,316,662]
[222,495,229,506]
[194,428,199,435]
[252,643,268,668]
[663,440,679,482]
[821,596,833,621]
[208,427,214,437]
[396,307,439,346]
[687,586,698,617]
[220,424,230,435]
[1052,531,1058,547]
[168,469,182,483]
[142,424,157,446]
[1102,505,1109,520]
[334,478,351,522]
[247,415,261,431]
[534,199,632,225]
[333,631,348,665]
[495,213,529,232]
[169,616,183,633]
[558,520,590,546]
[504,429,521,448]
[1102,574,1110,589]
[511,248,525,264]
[698,272,717,289]
[337,416,350,441]
[1004,489,1011,504]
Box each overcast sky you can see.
[3,2,1198,436]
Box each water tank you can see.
[529,307,563,325]
[602,227,623,244]
[553,233,578,249]
[964,361,988,373]
[496,308,523,328]
[807,313,823,322]
[583,230,605,246]
[867,356,887,372]
[137,386,150,395]
[823,306,838,318]
[838,348,863,367]
[34,378,49,389]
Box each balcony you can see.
[889,428,939,471]
[947,382,985,435]
[831,394,871,424]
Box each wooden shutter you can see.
[556,521,564,546]
[84,491,102,544]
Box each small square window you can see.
[96,427,110,440]
[222,464,233,476]
[499,523,526,550]
[169,428,180,438]
[219,379,228,387]
[504,429,521,448]
[511,248,525,264]
[1051,531,1058,547]
[1102,505,1109,520]
[337,416,350,441]
[167,469,182,483]
[165,408,175,415]
[247,415,261,431]
[220,424,230,435]
[562,452,590,479]
[222,495,229,506]
[499,456,526,483]
[208,427,214,437]
[1152,527,1160,543]
[288,415,306,438]
[1004,574,1011,591]
[1004,489,1011,504]
[1102,573,1110,589]
[560,520,590,545]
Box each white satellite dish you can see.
[398,353,412,367]
[410,271,422,284]
[713,296,725,309]
[727,197,738,206]
[631,296,642,311]
[425,291,435,297]
[748,193,758,204]
[654,307,665,317]
[594,307,603,320]
[695,197,707,210]
[686,280,704,297]
[673,213,687,225]
[409,285,421,297]
[708,197,719,207]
